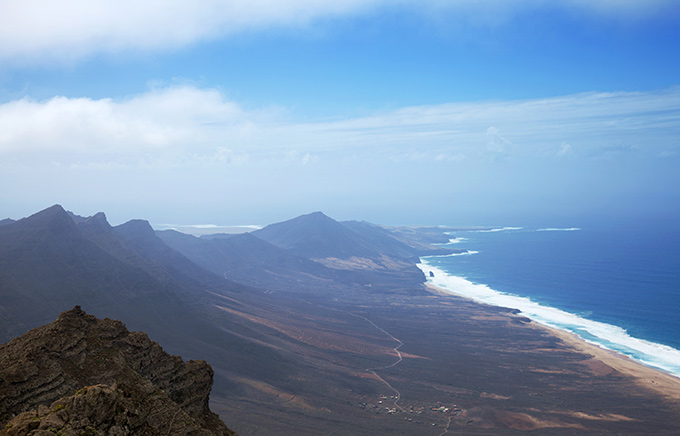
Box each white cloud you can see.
[1,86,679,168]
[0,0,382,62]
[0,86,256,156]
[1,0,677,63]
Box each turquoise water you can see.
[418,222,680,377]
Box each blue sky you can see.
[1,1,679,227]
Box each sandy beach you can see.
[543,324,680,402]
[426,282,680,404]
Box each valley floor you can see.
[208,281,680,436]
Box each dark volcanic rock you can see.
[1,383,220,436]
[0,307,236,436]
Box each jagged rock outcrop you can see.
[0,307,236,436]
[2,382,219,436]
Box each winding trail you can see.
[300,300,405,411]
[344,311,454,434]
[297,299,459,433]
[345,311,405,411]
[338,308,457,433]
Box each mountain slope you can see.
[157,230,343,292]
[341,220,417,259]
[114,219,233,290]
[340,220,446,259]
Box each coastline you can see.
[417,252,680,376]
[539,321,680,402]
[423,280,680,403]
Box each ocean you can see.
[417,221,680,377]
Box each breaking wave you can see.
[417,258,680,378]
[473,227,523,233]
[537,227,581,232]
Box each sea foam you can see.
[417,258,680,378]
[435,250,479,257]
[436,237,467,245]
[473,227,523,233]
[537,227,581,232]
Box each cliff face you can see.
[0,307,236,436]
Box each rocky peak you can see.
[114,219,156,241]
[2,382,222,436]
[81,212,110,228]
[17,205,77,234]
[77,213,115,243]
[0,307,236,436]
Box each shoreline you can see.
[423,280,680,403]
[539,320,680,402]
[417,256,680,378]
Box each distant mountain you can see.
[248,212,459,292]
[157,230,338,292]
[252,211,382,260]
[0,218,14,226]
[114,219,232,290]
[0,205,212,341]
[253,211,454,262]
[0,306,235,436]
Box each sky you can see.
[1,0,679,228]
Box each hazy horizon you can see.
[1,1,679,227]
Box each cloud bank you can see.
[0,86,250,154]
[0,0,382,62]
[2,0,677,63]
[2,85,678,168]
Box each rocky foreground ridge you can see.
[0,307,236,436]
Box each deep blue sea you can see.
[417,222,680,377]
